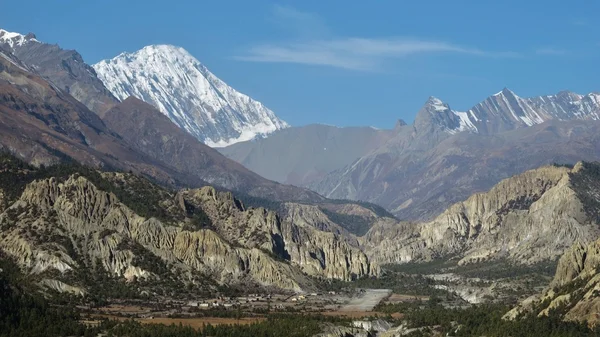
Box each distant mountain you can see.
[219,124,395,186]
[102,97,322,202]
[421,88,600,135]
[93,45,288,147]
[310,89,600,219]
[0,29,119,114]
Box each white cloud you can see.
[235,43,375,71]
[235,38,509,71]
[235,6,519,71]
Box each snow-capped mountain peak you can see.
[0,29,38,48]
[425,96,450,112]
[93,44,288,147]
[420,88,600,135]
[414,96,477,134]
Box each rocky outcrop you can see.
[180,187,378,281]
[507,235,600,326]
[363,163,600,266]
[0,167,377,295]
[0,175,306,290]
[315,324,370,337]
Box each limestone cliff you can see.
[363,162,600,266]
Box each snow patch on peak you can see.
[93,45,288,147]
[454,111,477,132]
[0,29,38,48]
[427,96,449,112]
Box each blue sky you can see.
[1,0,599,128]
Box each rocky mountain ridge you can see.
[101,96,322,202]
[0,34,339,206]
[222,87,600,221]
[418,88,600,135]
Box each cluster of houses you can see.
[178,291,341,311]
[289,292,335,302]
[185,294,273,309]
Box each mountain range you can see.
[3,25,600,323]
[223,88,600,220]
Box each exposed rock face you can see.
[315,324,370,337]
[0,175,306,290]
[363,163,600,266]
[180,187,378,281]
[0,166,377,294]
[507,236,600,326]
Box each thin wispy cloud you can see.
[236,38,518,71]
[234,6,519,71]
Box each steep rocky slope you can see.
[0,29,118,114]
[505,163,600,325]
[93,45,288,147]
[0,157,377,296]
[220,124,395,186]
[506,237,600,326]
[0,46,190,184]
[363,162,600,266]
